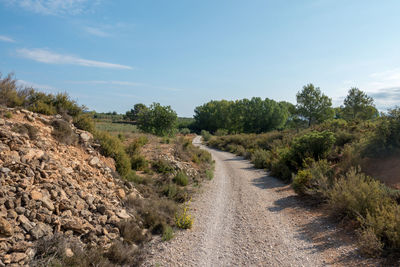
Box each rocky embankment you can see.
[0,108,139,266]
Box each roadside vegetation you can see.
[0,72,214,266]
[205,84,400,257]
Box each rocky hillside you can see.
[0,108,140,266]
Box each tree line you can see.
[192,84,378,134]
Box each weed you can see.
[4,111,12,119]
[51,119,78,145]
[11,123,39,140]
[162,226,174,241]
[175,201,193,229]
[173,171,189,186]
[205,168,214,180]
[153,159,175,174]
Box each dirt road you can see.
[144,136,376,266]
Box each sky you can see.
[1,0,400,117]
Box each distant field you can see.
[95,121,139,134]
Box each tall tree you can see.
[296,84,333,126]
[342,88,377,120]
[125,103,148,121]
[136,103,177,136]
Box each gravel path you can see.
[143,136,378,267]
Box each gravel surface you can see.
[143,136,380,267]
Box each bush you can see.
[94,131,131,176]
[201,130,212,142]
[51,119,78,145]
[175,202,193,229]
[180,128,191,135]
[131,154,148,171]
[292,159,332,198]
[205,169,214,180]
[126,136,149,155]
[4,112,12,119]
[328,168,392,220]
[364,108,400,156]
[251,149,269,169]
[173,171,189,186]
[118,219,148,245]
[11,123,39,140]
[289,131,335,169]
[162,226,174,241]
[215,129,228,136]
[73,114,95,133]
[153,159,175,174]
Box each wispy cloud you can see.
[16,48,133,70]
[83,26,110,37]
[68,80,182,92]
[0,35,15,43]
[17,79,57,92]
[4,0,99,15]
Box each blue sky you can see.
[1,0,400,116]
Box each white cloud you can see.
[17,79,57,92]
[16,48,133,70]
[83,26,110,37]
[4,0,99,15]
[0,35,15,42]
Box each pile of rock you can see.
[0,108,140,266]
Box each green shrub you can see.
[201,130,212,142]
[292,159,332,198]
[4,112,12,119]
[124,171,142,183]
[328,168,392,220]
[251,149,269,169]
[73,114,95,133]
[215,129,228,136]
[180,128,191,135]
[364,108,400,156]
[94,131,131,176]
[131,154,148,171]
[162,183,178,199]
[363,203,400,252]
[126,136,148,156]
[173,171,189,186]
[51,119,78,145]
[162,226,174,241]
[289,131,335,170]
[205,169,214,180]
[153,159,175,174]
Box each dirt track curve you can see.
[143,136,379,267]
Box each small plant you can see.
[51,119,78,145]
[73,114,95,132]
[173,171,189,186]
[201,130,212,142]
[153,159,175,174]
[175,201,193,229]
[180,128,191,135]
[251,149,269,169]
[131,154,148,171]
[4,112,12,119]
[11,123,39,140]
[162,226,174,241]
[205,169,214,180]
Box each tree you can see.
[296,84,334,126]
[125,103,147,121]
[342,88,378,120]
[136,103,177,136]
